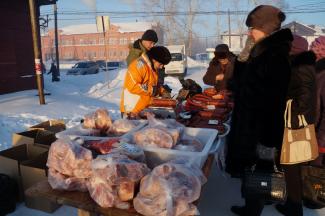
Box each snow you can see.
[1,59,324,216]
[59,22,156,35]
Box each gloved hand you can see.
[152,85,158,96]
[238,36,255,62]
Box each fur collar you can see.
[291,51,316,67]
[250,28,293,58]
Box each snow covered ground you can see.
[1,60,324,216]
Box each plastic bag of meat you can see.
[47,138,92,178]
[141,112,185,146]
[83,108,112,132]
[133,127,174,149]
[133,161,205,216]
[48,168,88,192]
[107,119,136,136]
[87,153,150,208]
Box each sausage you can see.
[150,98,177,108]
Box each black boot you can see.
[231,206,246,216]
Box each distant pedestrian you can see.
[48,62,60,82]
[203,44,236,91]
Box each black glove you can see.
[152,85,158,96]
[162,84,172,93]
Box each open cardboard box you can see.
[21,152,61,213]
[12,129,57,149]
[0,144,48,201]
[29,119,66,134]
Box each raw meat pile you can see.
[87,153,150,208]
[82,108,137,136]
[47,139,93,191]
[133,160,206,216]
[133,113,185,149]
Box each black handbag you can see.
[301,165,325,207]
[243,164,287,202]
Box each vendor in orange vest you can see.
[120,46,171,118]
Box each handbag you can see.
[301,165,325,207]
[243,163,286,202]
[280,99,319,164]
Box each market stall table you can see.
[25,154,215,216]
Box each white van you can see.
[165,45,187,77]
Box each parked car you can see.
[96,61,123,71]
[164,45,187,77]
[67,61,99,75]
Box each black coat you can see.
[203,54,235,90]
[226,29,293,174]
[287,51,317,129]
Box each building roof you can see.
[59,22,156,35]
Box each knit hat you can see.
[290,35,308,55]
[214,44,230,59]
[246,5,286,34]
[147,46,171,65]
[141,29,158,43]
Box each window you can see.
[119,38,124,45]
[99,37,104,44]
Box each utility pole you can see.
[54,3,60,79]
[28,0,45,104]
[228,9,231,48]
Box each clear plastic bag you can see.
[87,153,150,208]
[47,138,93,178]
[107,119,137,136]
[133,160,205,216]
[83,108,112,132]
[48,168,88,192]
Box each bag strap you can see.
[284,99,293,128]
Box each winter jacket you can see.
[287,51,317,129]
[316,69,325,148]
[225,28,293,173]
[126,39,147,67]
[120,53,158,114]
[203,54,236,90]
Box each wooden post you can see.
[28,0,45,104]
[54,3,60,78]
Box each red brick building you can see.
[41,22,163,62]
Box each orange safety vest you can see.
[120,53,158,114]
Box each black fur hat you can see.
[147,46,171,65]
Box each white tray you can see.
[56,120,147,141]
[132,127,218,168]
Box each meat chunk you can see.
[83,108,112,132]
[87,153,150,208]
[133,127,174,149]
[47,139,92,178]
[108,119,137,136]
[48,168,88,192]
[133,161,205,216]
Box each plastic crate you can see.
[135,127,218,168]
[56,120,147,141]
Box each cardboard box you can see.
[21,152,61,213]
[12,129,57,149]
[0,144,48,201]
[29,119,66,134]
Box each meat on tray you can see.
[86,138,120,154]
[133,127,174,149]
[107,119,137,136]
[83,108,112,132]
